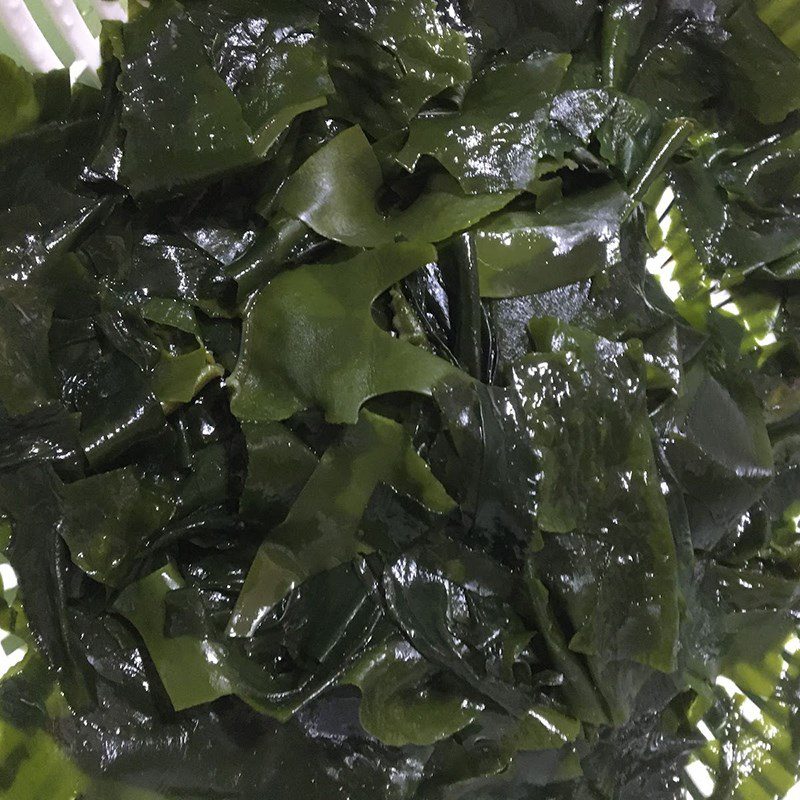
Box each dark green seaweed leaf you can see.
[550,88,660,179]
[280,126,517,247]
[229,242,459,423]
[317,0,471,136]
[720,0,800,125]
[0,56,70,144]
[473,184,627,298]
[119,0,256,197]
[0,466,95,709]
[397,54,571,194]
[229,410,453,636]
[0,291,56,415]
[524,321,679,676]
[184,0,335,158]
[653,364,774,550]
[60,468,174,587]
[601,0,658,89]
[114,562,234,710]
[467,0,600,56]
[239,421,317,524]
[2,2,800,798]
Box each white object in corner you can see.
[0,0,127,80]
[0,0,62,71]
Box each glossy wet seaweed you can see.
[2,1,800,798]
